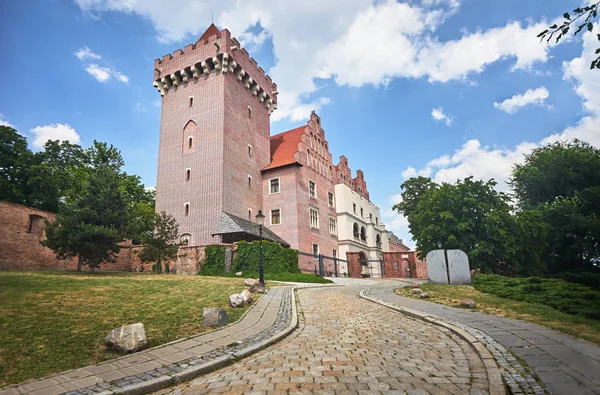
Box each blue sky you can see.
[1,0,598,246]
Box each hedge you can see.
[231,240,300,275]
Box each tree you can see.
[0,126,34,204]
[510,140,600,273]
[44,142,136,272]
[538,2,600,70]
[137,211,182,273]
[394,176,547,275]
[27,140,88,212]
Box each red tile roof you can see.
[263,126,305,171]
[198,23,221,42]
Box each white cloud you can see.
[74,0,551,122]
[431,107,453,126]
[75,46,101,61]
[85,64,111,82]
[75,47,128,84]
[113,71,129,83]
[494,86,550,114]
[84,64,129,84]
[0,114,15,128]
[30,124,81,149]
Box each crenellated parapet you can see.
[153,26,278,115]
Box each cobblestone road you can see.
[160,285,491,394]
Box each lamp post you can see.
[255,209,265,286]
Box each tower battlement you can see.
[153,25,277,114]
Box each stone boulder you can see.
[244,278,258,286]
[249,283,266,294]
[409,283,421,289]
[235,272,243,276]
[241,289,253,304]
[460,298,477,309]
[229,294,245,308]
[419,292,430,299]
[104,323,147,353]
[202,308,229,327]
[411,288,422,294]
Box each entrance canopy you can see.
[211,212,290,248]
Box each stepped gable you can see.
[152,25,277,112]
[334,156,370,200]
[263,126,306,171]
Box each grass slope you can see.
[396,277,600,345]
[199,272,333,284]
[0,271,255,387]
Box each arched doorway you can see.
[359,251,370,278]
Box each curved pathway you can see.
[163,284,494,394]
[368,283,600,395]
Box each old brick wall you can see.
[346,252,362,278]
[0,201,79,271]
[382,251,428,279]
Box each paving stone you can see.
[164,285,491,394]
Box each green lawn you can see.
[396,275,600,345]
[0,271,257,387]
[198,272,333,284]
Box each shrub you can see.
[473,274,600,321]
[231,241,300,275]
[199,245,226,275]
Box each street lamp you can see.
[255,209,265,286]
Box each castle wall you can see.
[382,251,428,279]
[0,202,78,271]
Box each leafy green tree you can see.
[0,126,34,204]
[44,142,138,272]
[137,211,181,273]
[510,140,600,273]
[394,177,546,275]
[27,140,88,212]
[538,2,599,70]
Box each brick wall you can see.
[382,251,428,279]
[0,201,79,271]
[346,252,362,278]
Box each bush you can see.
[231,241,300,275]
[198,245,226,275]
[473,275,600,320]
[553,272,600,290]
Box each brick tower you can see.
[153,24,278,246]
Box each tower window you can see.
[189,96,194,108]
[248,145,252,158]
[248,106,252,118]
[309,180,316,199]
[271,209,281,225]
[184,203,190,216]
[309,207,319,228]
[270,178,280,194]
[188,137,193,149]
[186,168,191,181]
[312,243,319,259]
[248,175,252,188]
[248,208,252,220]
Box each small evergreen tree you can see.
[44,153,130,272]
[137,211,181,273]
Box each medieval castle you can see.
[152,24,409,275]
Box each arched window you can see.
[376,234,382,248]
[180,233,191,246]
[360,226,367,241]
[353,223,359,239]
[183,120,197,154]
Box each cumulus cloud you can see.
[75,47,128,84]
[83,63,129,84]
[85,64,111,82]
[0,114,15,128]
[74,0,551,121]
[431,107,453,126]
[75,46,101,60]
[494,86,550,114]
[30,124,81,149]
